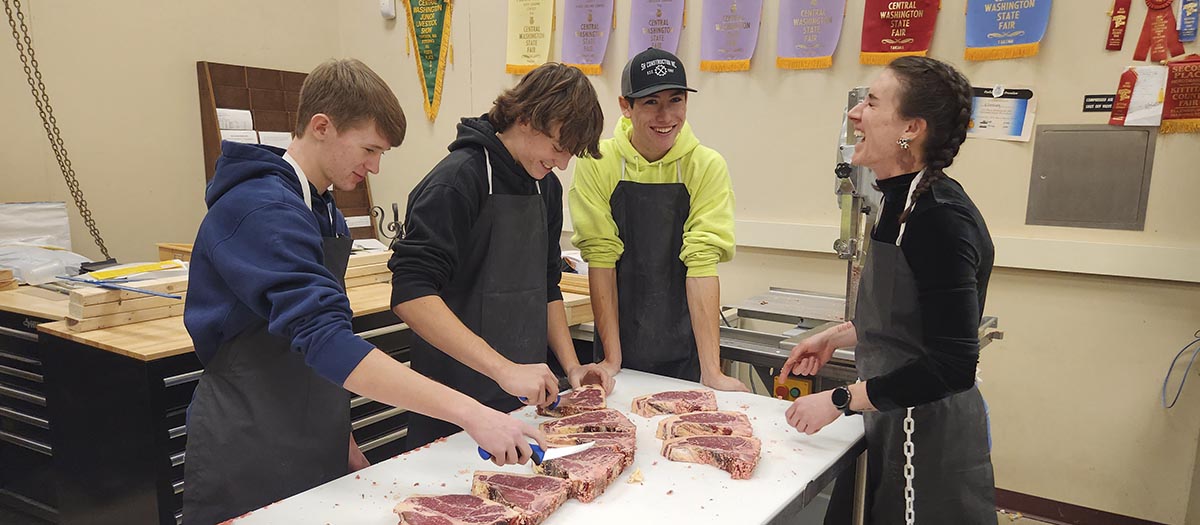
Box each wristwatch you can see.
[831,386,859,416]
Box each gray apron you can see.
[593,159,701,382]
[183,171,353,525]
[406,150,549,449]
[827,172,995,525]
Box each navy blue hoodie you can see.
[184,141,375,386]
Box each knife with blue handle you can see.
[478,441,594,465]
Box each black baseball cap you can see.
[620,47,697,99]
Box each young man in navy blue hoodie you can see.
[390,63,615,448]
[182,59,546,525]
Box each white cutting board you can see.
[229,370,865,525]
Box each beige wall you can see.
[0,0,340,261]
[4,1,1200,522]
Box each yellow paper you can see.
[506,0,555,74]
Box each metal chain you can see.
[4,0,111,259]
[903,407,916,525]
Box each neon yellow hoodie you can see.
[569,117,735,278]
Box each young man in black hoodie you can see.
[390,63,614,448]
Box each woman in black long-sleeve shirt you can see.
[780,56,996,524]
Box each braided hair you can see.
[887,56,974,223]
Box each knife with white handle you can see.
[477,441,595,465]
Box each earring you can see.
[897,137,911,150]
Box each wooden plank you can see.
[562,292,593,327]
[0,269,12,281]
[344,263,389,279]
[156,243,193,262]
[0,281,18,292]
[69,276,189,306]
[69,293,186,319]
[65,303,186,332]
[347,251,391,268]
[558,273,590,295]
[343,272,391,289]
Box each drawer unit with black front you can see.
[0,308,58,523]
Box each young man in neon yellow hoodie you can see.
[568,48,746,392]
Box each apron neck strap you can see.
[283,152,314,213]
[485,149,540,196]
[895,168,925,246]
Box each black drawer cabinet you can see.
[0,309,57,523]
[39,308,413,525]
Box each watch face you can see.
[831,386,850,408]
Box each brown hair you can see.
[887,56,974,222]
[487,63,604,159]
[294,58,406,147]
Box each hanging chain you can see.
[4,0,111,259]
[903,407,916,525]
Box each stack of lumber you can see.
[65,276,187,332]
[0,269,16,291]
[344,251,392,289]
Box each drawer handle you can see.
[0,363,42,383]
[0,383,45,406]
[355,323,409,340]
[172,479,184,495]
[0,326,37,342]
[163,370,203,388]
[0,349,41,367]
[0,404,49,429]
[359,428,407,452]
[352,407,406,431]
[171,451,185,467]
[0,429,51,455]
[169,424,186,440]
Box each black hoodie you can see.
[389,116,564,307]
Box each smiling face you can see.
[505,120,573,180]
[620,89,688,163]
[846,70,924,179]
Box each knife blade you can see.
[477,441,595,465]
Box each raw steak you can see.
[471,471,569,525]
[539,408,634,435]
[660,435,761,480]
[532,444,628,503]
[655,410,754,439]
[393,494,519,525]
[543,431,637,467]
[631,390,718,417]
[537,384,606,417]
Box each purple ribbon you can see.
[776,0,846,68]
[562,0,614,73]
[629,0,686,57]
[700,0,764,70]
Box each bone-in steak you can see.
[543,431,637,467]
[539,408,634,435]
[393,494,519,525]
[532,444,628,503]
[631,390,718,417]
[537,384,606,417]
[655,410,754,439]
[660,435,762,480]
[471,472,569,525]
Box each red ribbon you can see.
[1133,0,1186,61]
[1109,68,1139,125]
[1107,0,1132,50]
